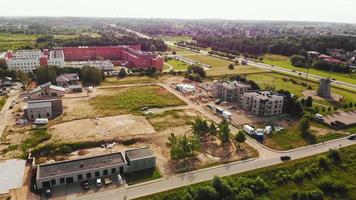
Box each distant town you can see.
[0,17,355,200]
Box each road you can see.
[65,82,356,200]
[0,88,21,137]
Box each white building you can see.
[242,91,284,117]
[5,49,65,72]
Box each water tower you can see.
[317,78,331,98]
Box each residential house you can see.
[56,73,80,87]
[28,82,65,100]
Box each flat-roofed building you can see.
[36,152,127,189]
[242,91,284,117]
[214,81,251,102]
[125,147,156,173]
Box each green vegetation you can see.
[125,168,161,185]
[21,128,51,157]
[184,54,268,76]
[263,54,356,85]
[158,36,192,42]
[166,59,189,71]
[137,146,356,200]
[146,110,195,131]
[167,133,200,160]
[90,86,185,116]
[0,97,6,111]
[101,76,159,86]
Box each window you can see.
[95,171,100,177]
[50,179,56,185]
[86,173,92,179]
[103,169,108,176]
[78,174,83,180]
[60,178,65,184]
[111,168,116,174]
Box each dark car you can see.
[348,134,356,140]
[280,155,291,161]
[44,187,52,197]
[82,181,90,190]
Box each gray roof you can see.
[27,101,52,109]
[56,73,79,82]
[29,82,65,95]
[37,152,125,179]
[125,147,155,161]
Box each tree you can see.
[118,68,127,78]
[328,149,341,165]
[235,131,246,148]
[228,63,234,70]
[219,120,231,145]
[305,96,313,107]
[300,117,310,133]
[34,65,58,84]
[191,117,210,138]
[187,65,206,79]
[80,66,104,85]
[0,59,7,71]
[349,102,353,108]
[327,107,332,112]
[290,55,307,67]
[209,123,217,136]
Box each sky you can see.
[1,0,356,24]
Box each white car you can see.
[117,174,123,185]
[96,178,102,187]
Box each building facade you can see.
[28,82,65,100]
[36,147,156,189]
[242,91,284,116]
[214,81,251,102]
[25,99,63,120]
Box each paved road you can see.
[69,138,355,200]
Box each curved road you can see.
[65,82,356,200]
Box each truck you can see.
[222,111,231,121]
[243,125,255,135]
[34,118,48,125]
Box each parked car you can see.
[348,134,356,140]
[44,187,52,197]
[280,155,291,161]
[117,174,123,185]
[82,181,90,190]
[96,178,102,187]
[140,107,149,111]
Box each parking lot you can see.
[43,174,125,200]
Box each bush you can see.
[290,55,307,67]
[327,149,342,165]
[318,178,347,195]
[292,169,304,183]
[291,189,324,200]
[318,155,330,170]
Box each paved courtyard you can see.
[0,159,26,194]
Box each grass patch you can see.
[136,144,356,200]
[90,86,185,116]
[125,168,161,185]
[20,128,51,157]
[101,77,159,86]
[158,36,192,42]
[146,110,194,131]
[263,53,356,85]
[0,97,6,111]
[166,59,189,71]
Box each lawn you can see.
[168,46,199,55]
[0,97,6,111]
[166,59,190,71]
[245,72,356,108]
[263,54,356,85]
[157,36,192,42]
[125,168,161,185]
[184,54,269,76]
[101,77,159,86]
[89,86,186,115]
[137,144,356,200]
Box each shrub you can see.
[291,189,324,200]
[318,178,347,195]
[318,155,330,170]
[292,169,304,183]
[327,149,342,165]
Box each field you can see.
[137,144,356,200]
[246,72,356,107]
[184,54,269,76]
[89,86,186,116]
[166,59,189,71]
[101,77,160,86]
[157,36,192,42]
[0,97,6,111]
[263,54,356,85]
[146,109,196,131]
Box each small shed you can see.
[125,147,156,172]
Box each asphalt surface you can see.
[65,82,356,200]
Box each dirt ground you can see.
[303,90,343,102]
[49,114,156,141]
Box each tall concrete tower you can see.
[317,78,331,98]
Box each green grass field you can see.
[146,110,195,131]
[263,54,356,85]
[184,54,269,76]
[166,59,190,71]
[101,77,159,86]
[157,36,192,42]
[137,145,356,200]
[90,86,186,115]
[169,46,199,55]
